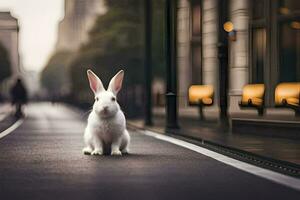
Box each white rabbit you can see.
[82,69,130,156]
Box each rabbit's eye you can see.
[95,97,99,101]
[111,97,116,101]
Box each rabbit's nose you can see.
[103,106,109,111]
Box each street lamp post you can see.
[144,0,153,126]
[165,0,179,131]
[218,0,229,123]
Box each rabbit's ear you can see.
[108,70,124,95]
[87,69,104,94]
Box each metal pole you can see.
[217,0,229,122]
[144,0,153,126]
[165,0,179,131]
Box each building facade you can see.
[0,11,20,77]
[177,0,300,114]
[56,0,107,51]
[0,12,20,98]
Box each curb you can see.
[127,122,300,178]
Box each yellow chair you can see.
[239,84,265,115]
[275,82,300,116]
[188,85,214,119]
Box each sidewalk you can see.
[0,103,12,122]
[128,109,300,167]
[0,103,16,133]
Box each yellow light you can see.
[279,7,290,15]
[275,82,300,106]
[241,84,265,106]
[188,85,214,105]
[290,21,300,30]
[223,21,234,33]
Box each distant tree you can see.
[69,0,144,103]
[41,51,73,97]
[0,42,12,83]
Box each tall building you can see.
[0,11,20,77]
[177,0,300,113]
[0,11,20,98]
[56,0,107,51]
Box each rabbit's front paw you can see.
[111,150,122,156]
[91,149,103,156]
[121,148,129,155]
[82,147,92,155]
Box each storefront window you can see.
[251,0,266,83]
[278,0,300,82]
[252,0,265,20]
[191,45,201,83]
[250,0,300,105]
[192,5,201,35]
[190,0,202,84]
[278,0,300,15]
[279,19,300,82]
[252,28,266,83]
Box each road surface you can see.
[0,103,299,200]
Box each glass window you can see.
[252,0,265,20]
[190,1,202,84]
[252,28,266,83]
[279,19,300,82]
[192,5,201,35]
[278,0,300,15]
[250,0,300,105]
[192,45,202,84]
[251,0,267,83]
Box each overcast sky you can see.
[0,0,64,72]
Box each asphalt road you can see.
[0,103,299,200]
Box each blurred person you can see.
[10,78,28,118]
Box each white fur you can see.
[83,69,130,156]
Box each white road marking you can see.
[143,130,300,191]
[0,119,24,140]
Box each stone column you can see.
[202,0,219,110]
[228,0,249,113]
[177,0,191,107]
